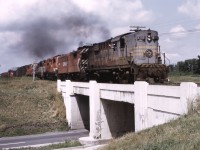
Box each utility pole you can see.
[32,63,36,81]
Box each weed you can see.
[169,74,200,84]
[0,77,68,137]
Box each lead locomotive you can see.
[76,27,168,83]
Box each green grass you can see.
[102,112,200,150]
[168,72,200,84]
[0,77,68,137]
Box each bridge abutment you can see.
[64,80,89,130]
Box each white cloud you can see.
[195,24,200,29]
[111,27,130,36]
[0,0,77,25]
[71,0,154,36]
[162,38,173,43]
[178,0,200,18]
[165,53,182,63]
[159,25,189,63]
[170,25,185,33]
[0,0,37,23]
[71,0,109,13]
[169,25,186,38]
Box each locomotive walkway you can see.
[57,80,200,145]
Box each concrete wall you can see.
[147,82,198,128]
[58,81,90,130]
[101,99,134,139]
[57,80,199,141]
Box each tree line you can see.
[169,56,200,74]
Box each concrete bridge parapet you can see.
[57,80,199,144]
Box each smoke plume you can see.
[19,1,110,59]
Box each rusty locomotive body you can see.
[36,55,60,80]
[86,29,167,83]
[57,28,168,83]
[1,28,168,83]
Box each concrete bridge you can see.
[57,80,199,144]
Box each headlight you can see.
[147,35,152,42]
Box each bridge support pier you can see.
[89,81,102,139]
[80,81,111,145]
[64,80,86,129]
[134,81,148,132]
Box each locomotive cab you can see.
[125,29,159,64]
[124,29,168,82]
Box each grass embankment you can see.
[0,77,68,137]
[103,112,200,150]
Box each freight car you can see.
[57,46,91,81]
[0,72,9,77]
[26,64,33,76]
[1,68,17,78]
[8,68,17,77]
[57,28,168,83]
[35,55,60,80]
[35,60,45,79]
[16,65,29,77]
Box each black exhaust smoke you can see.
[20,2,110,59]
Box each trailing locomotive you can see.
[36,55,60,80]
[1,27,169,83]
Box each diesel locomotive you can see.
[57,27,168,83]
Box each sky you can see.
[0,0,200,73]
